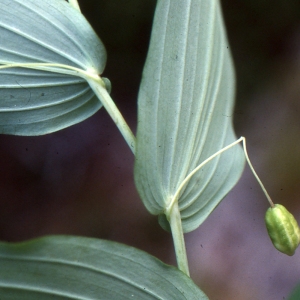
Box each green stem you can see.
[242,137,274,207]
[169,136,274,210]
[87,77,136,154]
[165,136,276,276]
[167,201,190,276]
[0,63,136,154]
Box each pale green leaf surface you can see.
[0,236,208,300]
[0,0,106,135]
[289,283,300,300]
[135,0,245,232]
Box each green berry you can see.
[265,204,300,256]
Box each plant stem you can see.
[165,136,275,277]
[241,137,274,207]
[87,77,136,154]
[169,136,274,210]
[0,63,136,154]
[168,201,190,277]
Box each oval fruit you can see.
[265,204,300,256]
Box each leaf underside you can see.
[0,235,208,300]
[134,0,245,232]
[0,0,106,135]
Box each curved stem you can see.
[242,137,274,207]
[165,136,274,275]
[0,63,136,154]
[0,62,90,78]
[87,78,136,154]
[168,136,274,210]
[167,201,190,276]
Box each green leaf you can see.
[0,0,106,135]
[289,283,300,300]
[0,236,208,300]
[134,0,245,232]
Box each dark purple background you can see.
[1,1,300,299]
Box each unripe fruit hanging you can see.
[265,204,300,256]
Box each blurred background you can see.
[1,0,300,299]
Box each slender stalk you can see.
[165,136,275,275]
[167,201,190,276]
[0,62,82,75]
[0,63,136,154]
[168,136,274,211]
[242,137,274,207]
[87,77,136,154]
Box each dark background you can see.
[1,1,300,299]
